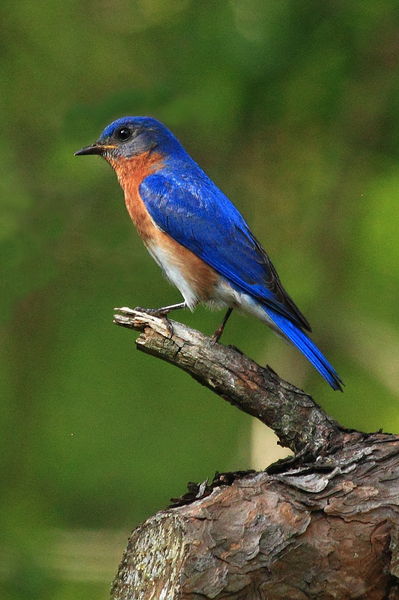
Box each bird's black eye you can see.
[115,127,132,141]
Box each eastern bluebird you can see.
[75,117,343,390]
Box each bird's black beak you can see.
[74,143,103,156]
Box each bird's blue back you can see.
[140,147,310,331]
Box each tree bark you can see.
[110,308,399,600]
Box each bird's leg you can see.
[212,308,233,343]
[134,301,187,317]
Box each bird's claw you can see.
[134,306,169,317]
[134,306,174,338]
[211,332,221,344]
[164,320,174,338]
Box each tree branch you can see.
[110,307,399,600]
[113,307,349,456]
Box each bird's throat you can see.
[107,151,164,195]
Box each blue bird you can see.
[75,117,343,390]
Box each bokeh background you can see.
[2,1,399,598]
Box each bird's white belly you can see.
[145,242,200,309]
[146,240,275,327]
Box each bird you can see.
[75,116,343,390]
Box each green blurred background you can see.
[2,1,399,598]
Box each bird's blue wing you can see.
[139,171,310,331]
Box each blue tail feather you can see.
[266,309,343,391]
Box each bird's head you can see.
[75,116,183,163]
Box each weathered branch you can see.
[111,307,399,599]
[113,307,350,456]
[111,433,399,600]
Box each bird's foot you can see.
[211,308,233,344]
[134,301,186,318]
[211,327,223,344]
[133,306,181,338]
[134,306,170,318]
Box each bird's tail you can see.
[265,308,343,391]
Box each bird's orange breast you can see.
[108,152,218,302]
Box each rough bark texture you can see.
[111,308,399,600]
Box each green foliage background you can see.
[2,1,399,598]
